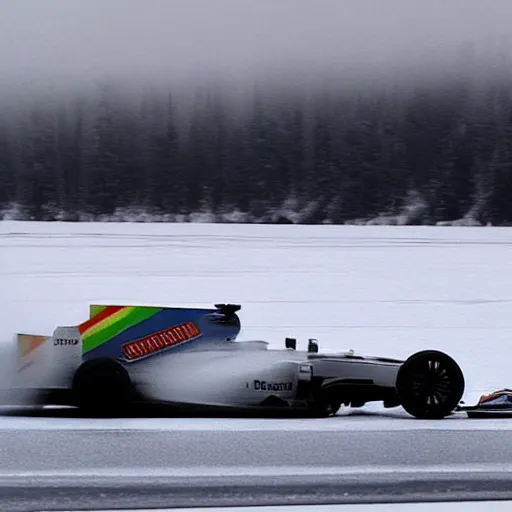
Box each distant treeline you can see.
[1,42,512,225]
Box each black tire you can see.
[308,399,339,417]
[308,384,342,417]
[396,350,465,419]
[72,358,134,417]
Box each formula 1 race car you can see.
[10,303,465,419]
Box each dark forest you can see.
[1,41,512,225]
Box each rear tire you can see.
[396,350,465,419]
[72,358,134,417]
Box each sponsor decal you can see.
[121,321,200,361]
[253,379,293,392]
[54,338,79,346]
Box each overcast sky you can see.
[0,0,511,86]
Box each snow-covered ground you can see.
[2,221,512,417]
[90,504,512,512]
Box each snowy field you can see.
[2,220,512,418]
[92,504,512,512]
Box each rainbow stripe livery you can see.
[78,305,162,354]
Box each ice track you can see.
[2,222,512,509]
[2,408,512,511]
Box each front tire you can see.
[396,350,465,419]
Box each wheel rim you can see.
[407,358,454,407]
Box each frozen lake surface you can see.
[2,221,512,410]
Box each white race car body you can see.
[9,303,465,419]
